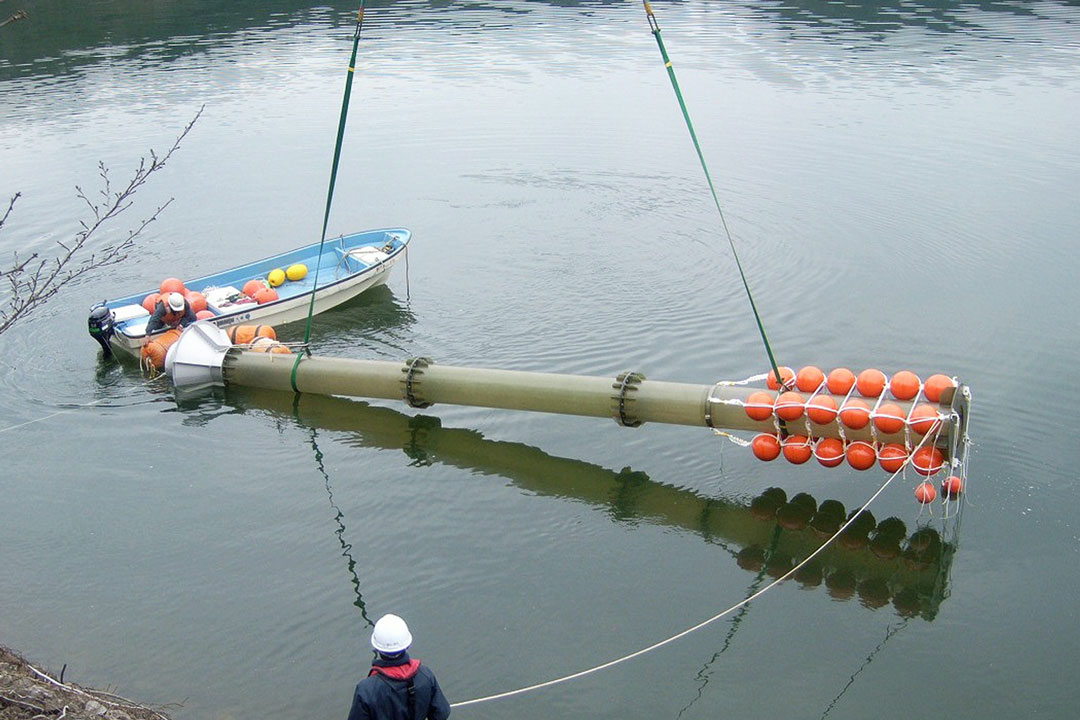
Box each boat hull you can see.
[92,229,409,360]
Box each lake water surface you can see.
[2,2,1079,718]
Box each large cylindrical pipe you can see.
[223,351,964,458]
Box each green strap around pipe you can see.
[641,2,787,395]
[292,4,368,392]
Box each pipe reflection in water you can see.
[222,387,961,623]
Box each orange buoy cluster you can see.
[747,367,954,433]
[749,433,945,475]
[226,325,291,354]
[142,277,214,319]
[242,278,279,305]
[747,365,959,491]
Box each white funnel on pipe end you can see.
[166,321,232,389]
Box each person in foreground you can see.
[145,291,196,333]
[347,613,451,720]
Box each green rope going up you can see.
[641,1,787,392]
[291,3,368,393]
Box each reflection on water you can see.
[818,619,908,720]
[223,386,961,622]
[741,0,1066,33]
[308,425,375,626]
[677,526,776,719]
[3,0,1074,83]
[290,284,417,358]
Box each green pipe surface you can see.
[224,351,958,455]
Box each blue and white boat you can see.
[88,228,410,359]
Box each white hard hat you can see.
[371,614,412,654]
[167,292,186,312]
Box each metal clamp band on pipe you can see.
[402,356,433,408]
[612,371,646,427]
[703,381,724,429]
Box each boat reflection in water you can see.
[216,386,960,623]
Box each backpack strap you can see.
[371,672,417,720]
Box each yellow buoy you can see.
[267,268,286,287]
[286,263,308,282]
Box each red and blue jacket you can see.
[346,652,450,720]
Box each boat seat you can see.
[112,303,149,323]
[120,316,150,339]
[337,246,390,271]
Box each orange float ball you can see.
[908,404,941,435]
[195,309,214,320]
[878,443,909,473]
[744,391,775,421]
[751,434,781,461]
[856,368,887,398]
[889,370,921,400]
[839,398,871,429]
[807,394,838,425]
[766,366,795,391]
[141,292,160,313]
[782,435,813,464]
[845,441,877,471]
[814,438,845,468]
[159,277,185,296]
[924,374,956,403]
[827,367,856,395]
[185,291,207,314]
[250,336,291,353]
[873,403,906,435]
[243,279,266,298]
[941,475,964,497]
[228,324,277,344]
[914,482,937,504]
[254,287,279,304]
[774,391,805,422]
[912,446,944,476]
[141,341,166,369]
[795,366,825,393]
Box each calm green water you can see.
[2,2,1079,718]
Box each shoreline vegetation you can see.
[0,646,176,720]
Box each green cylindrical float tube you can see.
[223,351,969,465]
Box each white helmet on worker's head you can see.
[167,292,186,312]
[371,614,413,655]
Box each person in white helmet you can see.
[145,292,196,333]
[346,613,450,720]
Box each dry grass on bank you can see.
[0,646,175,720]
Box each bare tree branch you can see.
[0,106,204,336]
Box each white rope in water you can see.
[712,372,769,387]
[450,431,936,710]
[0,375,167,434]
[711,429,752,447]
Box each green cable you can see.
[291,4,368,393]
[642,1,786,390]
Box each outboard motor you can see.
[88,303,114,359]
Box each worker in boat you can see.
[145,292,196,333]
[346,614,451,720]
